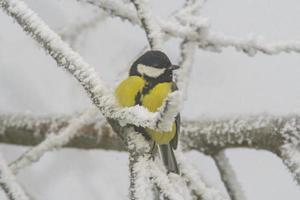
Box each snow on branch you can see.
[0,154,29,200]
[78,0,140,25]
[176,151,228,200]
[127,130,187,200]
[9,108,98,174]
[80,0,209,41]
[126,130,154,200]
[279,143,300,185]
[0,0,179,132]
[1,113,300,195]
[80,0,300,56]
[130,0,163,49]
[174,0,200,100]
[201,31,300,56]
[213,151,247,200]
[126,124,225,200]
[176,41,196,100]
[1,114,299,153]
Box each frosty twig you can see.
[0,154,30,200]
[9,108,98,174]
[213,151,247,200]
[81,0,300,56]
[130,0,163,49]
[0,0,179,132]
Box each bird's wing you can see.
[170,82,180,149]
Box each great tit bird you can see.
[115,50,180,174]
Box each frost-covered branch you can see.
[9,108,98,174]
[201,31,300,56]
[0,154,29,200]
[127,130,189,200]
[80,0,300,56]
[148,162,185,200]
[78,0,140,25]
[127,131,154,200]
[113,121,226,200]
[79,0,208,41]
[0,0,179,132]
[1,113,300,196]
[213,151,247,200]
[279,143,300,185]
[0,113,124,150]
[176,41,196,100]
[175,0,200,100]
[176,151,228,200]
[130,0,162,49]
[1,114,299,153]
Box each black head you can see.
[129,50,179,81]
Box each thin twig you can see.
[176,151,228,200]
[0,154,30,200]
[0,0,179,132]
[213,151,247,200]
[9,108,98,174]
[130,0,163,49]
[81,0,300,56]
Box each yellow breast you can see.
[115,78,176,144]
[142,82,172,112]
[142,82,176,144]
[115,76,145,107]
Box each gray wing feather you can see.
[159,144,179,174]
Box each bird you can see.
[115,50,180,174]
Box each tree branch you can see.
[127,130,154,200]
[2,112,300,189]
[176,151,228,200]
[0,154,29,200]
[2,113,300,195]
[9,108,98,174]
[213,151,247,200]
[127,129,186,200]
[130,0,162,49]
[279,143,300,185]
[0,0,179,132]
[1,114,298,153]
[80,0,300,56]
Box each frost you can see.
[177,151,228,200]
[280,143,300,185]
[0,154,29,200]
[81,0,300,55]
[130,0,163,49]
[214,151,247,200]
[1,0,300,199]
[9,108,98,174]
[0,0,179,132]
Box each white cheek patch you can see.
[137,64,166,78]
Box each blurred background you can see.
[0,0,300,199]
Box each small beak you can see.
[169,65,180,70]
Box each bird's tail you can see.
[158,144,179,174]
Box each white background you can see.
[0,0,300,199]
